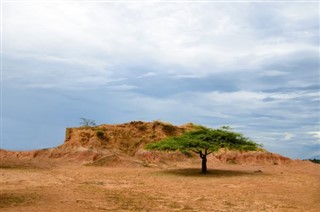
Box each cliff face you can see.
[0,121,196,168]
[61,121,194,155]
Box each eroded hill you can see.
[1,121,294,168]
[61,121,193,153]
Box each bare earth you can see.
[1,161,319,211]
[1,122,319,211]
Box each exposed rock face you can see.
[60,121,193,155]
[1,121,298,167]
[0,121,195,167]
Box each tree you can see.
[80,118,96,127]
[145,125,261,174]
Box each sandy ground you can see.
[1,162,319,211]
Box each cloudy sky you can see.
[1,1,319,159]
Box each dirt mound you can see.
[0,148,57,168]
[85,154,146,167]
[61,121,193,155]
[215,150,292,165]
[1,121,301,167]
[135,149,194,167]
[1,121,196,167]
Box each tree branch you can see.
[199,150,204,159]
[191,149,201,154]
[205,151,213,156]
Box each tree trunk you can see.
[200,154,207,174]
[201,154,207,174]
[196,150,210,174]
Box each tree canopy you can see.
[145,125,261,154]
[145,125,261,173]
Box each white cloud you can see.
[137,72,158,78]
[108,84,137,91]
[172,74,205,79]
[259,70,289,77]
[284,132,295,140]
[307,132,320,140]
[4,2,318,89]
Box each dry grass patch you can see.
[0,192,39,208]
[0,163,40,170]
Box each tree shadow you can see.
[158,168,262,177]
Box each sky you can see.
[1,1,319,159]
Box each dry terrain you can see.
[1,121,319,211]
[1,160,319,211]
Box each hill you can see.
[0,121,295,168]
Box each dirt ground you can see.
[1,161,319,212]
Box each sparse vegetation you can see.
[80,118,96,127]
[151,120,177,135]
[153,120,163,126]
[162,124,176,135]
[0,193,38,208]
[0,163,40,170]
[146,125,261,173]
[304,159,320,164]
[96,130,106,141]
[138,125,147,131]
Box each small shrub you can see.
[80,118,96,127]
[138,125,147,131]
[162,124,176,135]
[130,121,144,125]
[96,130,106,141]
[153,120,163,126]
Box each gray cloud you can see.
[2,2,319,159]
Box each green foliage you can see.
[145,125,261,153]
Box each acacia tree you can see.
[145,126,261,174]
